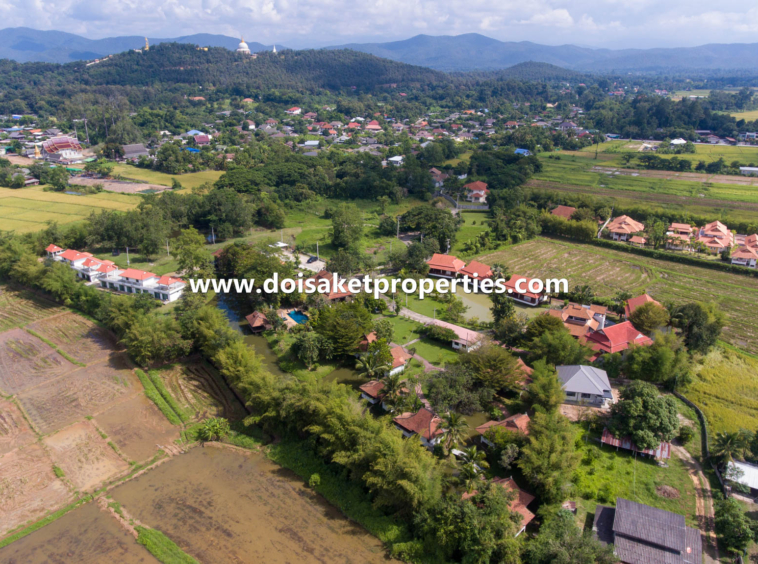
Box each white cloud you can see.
[518,9,574,28]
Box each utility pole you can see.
[126,247,130,267]
[166,239,170,256]
[396,216,400,239]
[316,242,319,261]
[446,238,450,254]
[211,227,216,245]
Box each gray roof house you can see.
[593,498,701,564]
[122,143,150,160]
[556,365,613,407]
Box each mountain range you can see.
[4,27,758,73]
[0,28,278,63]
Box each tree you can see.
[712,431,746,465]
[459,344,521,391]
[441,412,469,451]
[493,313,529,348]
[519,411,580,503]
[331,203,363,249]
[373,318,395,344]
[355,340,392,378]
[499,444,520,471]
[524,313,566,342]
[526,359,565,413]
[529,328,592,366]
[293,331,324,370]
[621,331,691,390]
[458,445,489,470]
[444,295,468,323]
[489,292,515,324]
[198,417,230,441]
[173,227,213,279]
[670,301,726,354]
[311,301,372,356]
[427,364,493,415]
[714,495,755,555]
[40,261,79,303]
[629,302,670,334]
[608,381,679,451]
[647,220,668,249]
[522,509,618,564]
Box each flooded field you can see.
[110,446,393,564]
[0,502,159,564]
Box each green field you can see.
[111,164,224,191]
[478,237,758,355]
[567,141,758,166]
[0,186,138,233]
[730,110,758,121]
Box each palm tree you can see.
[380,373,405,410]
[713,431,744,465]
[398,391,423,414]
[491,262,509,281]
[458,463,480,493]
[441,412,469,451]
[355,352,390,379]
[458,445,489,470]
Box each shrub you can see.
[309,474,321,488]
[678,425,695,445]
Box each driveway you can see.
[298,254,326,272]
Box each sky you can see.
[3,0,758,49]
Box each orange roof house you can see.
[695,220,734,253]
[668,222,694,236]
[359,380,386,403]
[393,407,444,448]
[245,311,272,333]
[546,303,607,338]
[583,321,653,358]
[504,275,548,306]
[119,268,158,281]
[463,180,489,193]
[551,205,576,219]
[624,293,662,318]
[426,253,466,278]
[358,332,377,352]
[607,215,645,241]
[476,413,531,441]
[460,260,492,280]
[307,270,353,301]
[390,346,412,370]
[462,478,535,535]
[731,246,758,268]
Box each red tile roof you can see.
[45,244,63,253]
[463,180,488,193]
[583,321,653,355]
[426,253,465,272]
[358,332,377,352]
[390,346,412,369]
[245,311,272,330]
[42,136,82,154]
[746,234,758,249]
[393,408,443,440]
[607,215,645,235]
[476,412,531,436]
[732,246,758,260]
[307,270,353,300]
[504,275,544,300]
[158,275,185,286]
[359,380,385,399]
[460,260,492,279]
[462,478,536,528]
[119,268,158,281]
[551,205,576,219]
[59,249,92,261]
[624,294,662,318]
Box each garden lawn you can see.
[263,331,340,380]
[411,338,460,367]
[573,428,698,529]
[374,314,422,345]
[91,248,180,276]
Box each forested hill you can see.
[473,62,585,82]
[0,43,448,93]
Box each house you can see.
[666,233,692,251]
[358,332,377,352]
[583,321,653,358]
[307,270,353,301]
[731,246,758,268]
[393,407,444,449]
[194,134,210,146]
[285,107,302,115]
[303,112,318,120]
[463,181,489,204]
[695,220,733,253]
[45,244,64,259]
[389,345,412,376]
[460,260,492,281]
[359,380,386,404]
[556,365,613,407]
[97,268,186,302]
[514,148,531,156]
[122,143,149,161]
[624,294,662,318]
[739,166,758,176]
[41,136,83,164]
[387,155,404,166]
[600,428,671,461]
[547,303,606,338]
[462,478,535,536]
[365,120,382,131]
[667,223,694,237]
[593,498,700,564]
[428,319,482,351]
[726,460,758,495]
[245,311,272,333]
[551,205,576,219]
[504,275,548,306]
[426,253,466,278]
[629,236,646,248]
[476,413,530,446]
[606,215,645,242]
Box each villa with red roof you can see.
[551,205,576,219]
[307,270,354,301]
[732,246,758,268]
[359,380,386,404]
[460,260,492,280]
[477,413,531,447]
[668,223,694,236]
[45,244,64,258]
[41,136,83,163]
[426,253,466,278]
[285,107,302,115]
[427,319,483,351]
[624,294,662,318]
[462,478,535,536]
[504,275,549,306]
[389,346,412,375]
[746,234,758,251]
[547,303,607,338]
[606,215,645,242]
[393,407,444,449]
[365,120,382,131]
[583,321,653,359]
[464,181,489,204]
[695,220,734,253]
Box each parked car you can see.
[307,256,319,264]
[112,249,120,256]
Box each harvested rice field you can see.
[0,328,76,395]
[0,288,63,333]
[27,313,119,365]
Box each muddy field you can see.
[157,361,247,421]
[28,313,119,364]
[95,394,180,463]
[110,447,394,564]
[44,421,130,492]
[0,502,159,564]
[0,328,75,395]
[0,443,72,536]
[0,399,37,456]
[0,288,63,333]
[17,355,139,434]
[69,176,169,194]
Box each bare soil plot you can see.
[0,400,36,456]
[0,328,75,395]
[111,447,396,564]
[17,355,139,434]
[157,361,247,421]
[44,421,129,492]
[591,165,758,187]
[0,288,63,333]
[0,443,72,536]
[69,175,169,194]
[95,394,180,463]
[27,313,119,364]
[0,500,160,564]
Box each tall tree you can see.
[529,328,592,366]
[608,381,679,451]
[629,302,670,334]
[331,203,363,249]
[526,359,566,414]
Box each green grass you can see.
[375,314,423,345]
[262,331,340,380]
[147,370,191,423]
[410,338,460,367]
[111,164,223,192]
[478,237,758,355]
[24,328,86,366]
[0,495,93,549]
[442,150,472,166]
[52,465,65,478]
[135,526,199,564]
[266,439,410,545]
[135,369,182,425]
[573,428,698,528]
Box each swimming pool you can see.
[288,310,309,324]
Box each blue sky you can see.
[3,0,758,49]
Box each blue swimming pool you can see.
[288,310,309,324]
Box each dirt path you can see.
[671,444,719,563]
